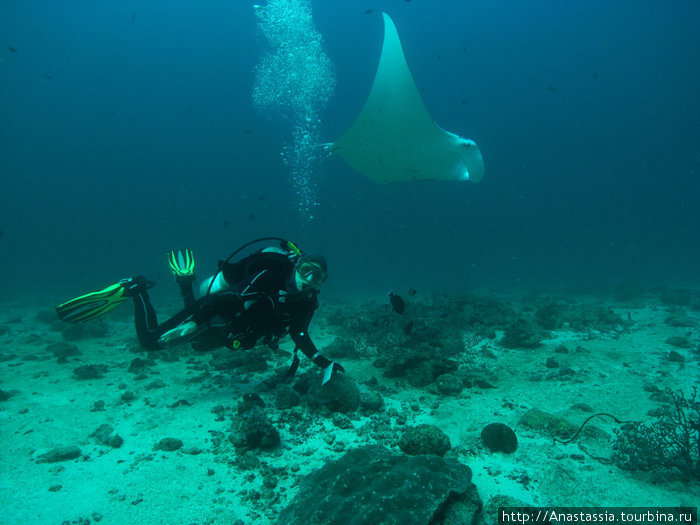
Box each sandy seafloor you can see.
[1,285,698,525]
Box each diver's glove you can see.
[159,321,197,345]
[167,249,195,283]
[322,361,346,385]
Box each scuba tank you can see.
[201,237,302,296]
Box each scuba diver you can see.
[56,238,344,383]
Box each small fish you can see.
[403,321,414,334]
[408,288,417,296]
[257,195,266,201]
[132,13,135,22]
[249,213,255,220]
[388,291,405,314]
[364,9,373,14]
[44,74,52,80]
[8,46,17,53]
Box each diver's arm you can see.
[160,321,197,344]
[289,307,344,374]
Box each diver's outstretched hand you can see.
[159,321,197,345]
[322,361,346,385]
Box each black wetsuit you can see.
[130,250,337,372]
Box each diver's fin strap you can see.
[167,249,195,277]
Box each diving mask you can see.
[295,257,327,288]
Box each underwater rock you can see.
[47,342,82,363]
[307,372,360,413]
[484,495,533,525]
[668,351,685,363]
[73,364,108,380]
[481,423,518,453]
[120,391,136,403]
[238,393,265,414]
[325,337,360,358]
[144,379,166,390]
[61,323,87,341]
[292,372,314,396]
[545,357,560,369]
[665,336,691,349]
[664,313,697,328]
[359,391,385,413]
[277,445,482,525]
[332,414,353,429]
[568,304,623,332]
[405,362,437,387]
[501,318,547,349]
[462,296,517,330]
[210,348,268,372]
[156,437,183,452]
[535,303,568,329]
[399,424,451,456]
[518,408,578,440]
[83,320,108,338]
[36,446,82,463]
[0,388,12,401]
[128,357,155,372]
[473,378,497,389]
[91,424,123,448]
[275,387,300,409]
[435,373,464,395]
[168,399,191,408]
[229,408,280,450]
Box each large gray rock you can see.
[35,446,82,463]
[277,445,483,525]
[399,424,451,456]
[307,372,360,413]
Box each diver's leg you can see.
[129,285,161,350]
[125,277,203,350]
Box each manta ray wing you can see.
[334,13,484,184]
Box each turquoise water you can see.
[0,1,698,523]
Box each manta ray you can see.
[333,13,484,183]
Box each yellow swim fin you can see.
[56,277,153,323]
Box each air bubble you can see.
[252,0,336,221]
